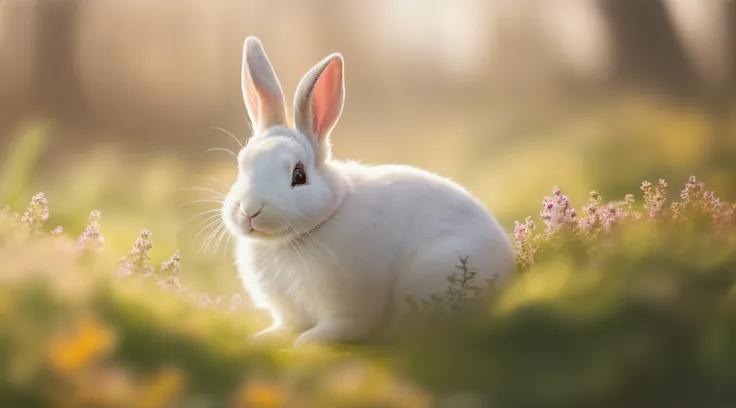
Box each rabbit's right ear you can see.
[241,37,287,134]
[293,53,345,164]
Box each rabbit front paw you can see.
[249,325,292,346]
[293,319,371,348]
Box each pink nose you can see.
[241,207,262,220]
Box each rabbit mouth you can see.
[244,225,294,241]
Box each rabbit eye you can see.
[291,164,307,187]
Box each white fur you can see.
[223,37,516,348]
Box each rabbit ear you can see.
[294,53,345,163]
[241,37,287,134]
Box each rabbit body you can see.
[223,37,515,347]
[236,158,515,346]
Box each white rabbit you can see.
[223,37,516,348]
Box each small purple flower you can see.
[540,186,576,233]
[598,203,621,233]
[117,228,154,277]
[512,175,734,276]
[77,210,105,251]
[160,250,182,275]
[199,293,213,306]
[514,216,537,268]
[158,250,184,293]
[670,176,727,225]
[21,192,50,230]
[641,179,668,218]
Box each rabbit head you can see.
[223,37,346,242]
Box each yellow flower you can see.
[238,379,284,408]
[138,367,184,408]
[48,314,116,373]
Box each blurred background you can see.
[1,0,734,294]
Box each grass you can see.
[3,170,735,406]
[1,97,736,406]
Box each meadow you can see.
[1,93,735,407]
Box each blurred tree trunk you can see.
[0,1,37,147]
[701,4,735,200]
[35,0,83,120]
[663,0,734,198]
[601,0,698,100]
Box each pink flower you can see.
[514,216,538,268]
[598,203,621,233]
[160,250,182,275]
[579,191,625,234]
[21,192,49,230]
[619,194,643,220]
[579,191,600,232]
[642,179,668,218]
[680,176,703,203]
[671,176,726,225]
[117,228,154,277]
[77,210,105,251]
[199,294,213,306]
[158,250,184,293]
[540,186,576,234]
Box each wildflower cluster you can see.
[21,192,49,231]
[641,179,668,218]
[158,250,184,293]
[578,191,622,234]
[513,176,735,270]
[197,293,246,313]
[117,229,155,278]
[113,229,245,312]
[77,210,104,251]
[540,187,577,234]
[3,192,248,314]
[669,175,732,226]
[513,216,537,269]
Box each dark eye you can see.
[291,165,307,187]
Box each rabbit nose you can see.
[241,203,263,220]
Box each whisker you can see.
[288,236,312,283]
[300,230,348,280]
[197,222,221,256]
[210,126,243,149]
[289,211,349,279]
[205,147,237,159]
[203,177,233,190]
[193,216,222,241]
[176,209,222,234]
[177,187,226,198]
[244,116,254,135]
[199,222,227,256]
[178,198,225,208]
[224,234,233,258]
[213,226,230,256]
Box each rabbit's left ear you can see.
[293,53,345,163]
[241,37,288,134]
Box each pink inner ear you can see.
[312,59,343,141]
[243,71,261,125]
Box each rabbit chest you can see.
[236,238,365,325]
